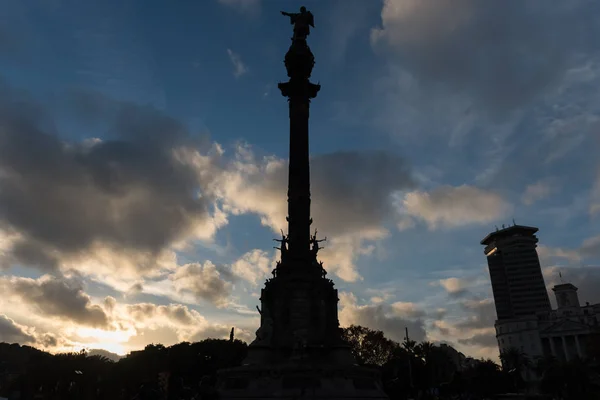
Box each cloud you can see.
[455,298,497,330]
[338,292,426,343]
[170,261,233,307]
[212,146,414,281]
[365,287,396,305]
[538,234,600,265]
[371,0,600,114]
[390,301,426,319]
[544,266,600,305]
[227,49,247,78]
[0,314,36,344]
[0,275,110,328]
[317,229,388,282]
[0,314,62,349]
[458,332,497,348]
[231,249,273,286]
[189,325,235,342]
[126,303,201,326]
[20,297,254,354]
[521,178,559,206]
[426,298,499,360]
[123,302,252,344]
[0,78,418,293]
[430,320,451,336]
[579,236,600,260]
[126,282,144,298]
[0,84,226,277]
[395,185,512,230]
[437,277,469,297]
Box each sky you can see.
[1,0,600,361]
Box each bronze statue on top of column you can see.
[281,6,315,43]
[279,6,319,88]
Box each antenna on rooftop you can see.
[512,218,516,226]
[495,225,499,231]
[502,224,505,229]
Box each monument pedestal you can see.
[218,342,388,399]
[217,362,388,399]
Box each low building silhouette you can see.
[495,282,600,363]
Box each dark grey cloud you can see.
[0,275,109,328]
[312,151,415,234]
[123,303,247,343]
[127,303,199,326]
[431,321,450,336]
[227,147,415,237]
[372,0,600,114]
[340,294,426,343]
[544,266,600,306]
[0,315,35,344]
[215,148,415,281]
[458,333,497,348]
[351,305,426,344]
[126,283,144,298]
[170,262,233,307]
[579,236,600,260]
[455,298,497,330]
[38,332,59,348]
[0,82,214,273]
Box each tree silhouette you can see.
[500,346,531,390]
[534,354,599,399]
[0,328,530,399]
[340,325,398,366]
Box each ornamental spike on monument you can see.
[216,8,388,399]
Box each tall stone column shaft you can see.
[287,95,311,259]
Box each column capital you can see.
[278,80,320,99]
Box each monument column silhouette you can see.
[278,18,320,262]
[216,8,388,399]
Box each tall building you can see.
[481,225,551,320]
